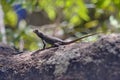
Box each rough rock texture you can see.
[0,34,120,80]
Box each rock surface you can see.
[0,34,120,80]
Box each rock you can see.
[0,34,120,80]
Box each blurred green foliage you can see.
[1,0,17,27]
[0,0,120,50]
[38,0,89,23]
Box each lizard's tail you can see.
[64,32,98,45]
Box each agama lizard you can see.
[33,29,98,49]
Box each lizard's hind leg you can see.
[52,42,63,47]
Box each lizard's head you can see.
[33,29,39,33]
[33,29,43,35]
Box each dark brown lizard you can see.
[33,29,98,49]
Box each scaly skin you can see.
[33,29,98,49]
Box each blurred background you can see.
[0,0,120,51]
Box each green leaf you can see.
[96,0,111,8]
[70,15,81,25]
[77,0,90,21]
[4,10,18,27]
[46,7,56,20]
[1,0,18,27]
[85,20,98,28]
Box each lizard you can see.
[33,29,98,49]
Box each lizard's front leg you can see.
[41,40,46,49]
